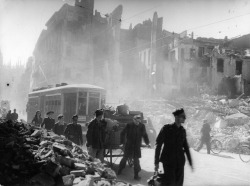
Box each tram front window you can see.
[88,92,100,116]
[78,92,87,116]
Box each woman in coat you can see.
[32,110,43,127]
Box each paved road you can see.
[112,148,250,186]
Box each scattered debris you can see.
[0,120,133,186]
[129,94,250,154]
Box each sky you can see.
[0,0,250,65]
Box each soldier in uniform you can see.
[41,111,55,130]
[154,108,193,186]
[86,109,107,162]
[118,115,150,180]
[64,115,83,146]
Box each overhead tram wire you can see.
[122,3,163,22]
[75,2,163,43]
[37,40,170,84]
[116,11,250,56]
[187,12,250,31]
[37,8,250,84]
[86,10,250,68]
[76,41,170,74]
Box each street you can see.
[113,148,250,186]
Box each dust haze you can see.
[0,0,250,185]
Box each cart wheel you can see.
[128,158,134,167]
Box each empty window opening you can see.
[198,47,205,57]
[217,58,224,73]
[236,60,242,75]
[181,48,185,61]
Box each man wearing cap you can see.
[196,119,211,154]
[86,109,107,162]
[118,114,150,180]
[53,114,67,136]
[64,115,83,146]
[154,108,193,186]
[41,111,55,130]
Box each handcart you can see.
[104,125,134,167]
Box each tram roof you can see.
[29,84,105,95]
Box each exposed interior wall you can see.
[243,61,250,81]
[211,57,224,91]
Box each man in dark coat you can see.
[6,110,12,121]
[11,109,18,121]
[118,115,150,180]
[196,119,211,154]
[41,111,55,130]
[86,109,107,162]
[154,108,193,186]
[64,115,83,146]
[53,114,67,136]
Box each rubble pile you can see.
[0,120,42,185]
[0,120,131,186]
[176,95,250,152]
[129,94,250,153]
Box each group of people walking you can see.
[31,107,211,186]
[32,110,84,146]
[87,107,194,185]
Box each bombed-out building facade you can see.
[31,0,250,100]
[210,34,250,97]
[32,0,122,100]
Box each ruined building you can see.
[32,0,122,98]
[210,34,250,97]
[162,34,224,97]
[120,12,165,99]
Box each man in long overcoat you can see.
[196,119,211,154]
[118,115,150,180]
[86,109,107,162]
[154,108,193,186]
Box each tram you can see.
[26,83,106,126]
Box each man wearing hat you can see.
[86,109,107,162]
[195,119,211,154]
[41,111,55,130]
[64,115,83,146]
[154,108,193,186]
[117,114,150,180]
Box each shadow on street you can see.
[210,153,234,159]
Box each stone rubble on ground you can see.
[129,94,250,153]
[0,119,133,186]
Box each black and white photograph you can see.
[0,0,250,185]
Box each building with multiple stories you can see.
[31,0,250,100]
[32,0,122,98]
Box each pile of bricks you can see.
[0,120,131,186]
